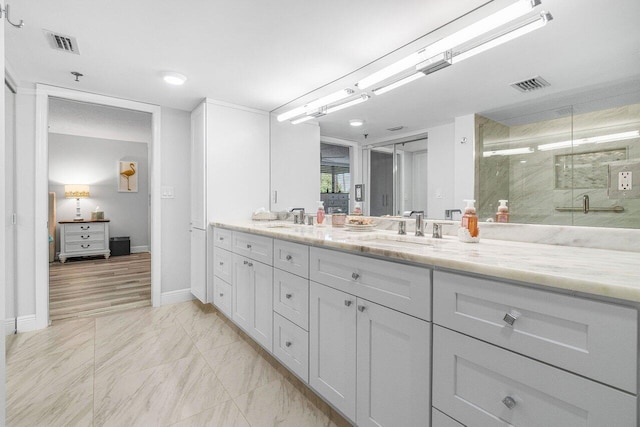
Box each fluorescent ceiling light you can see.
[357,0,541,89]
[162,72,187,85]
[325,95,370,114]
[290,115,316,125]
[372,73,424,96]
[537,130,640,151]
[483,147,533,157]
[455,12,552,63]
[349,119,365,127]
[277,88,354,122]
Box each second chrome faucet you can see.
[409,210,424,237]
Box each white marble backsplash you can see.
[374,217,640,253]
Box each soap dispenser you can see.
[461,199,479,238]
[496,199,509,223]
[316,201,325,225]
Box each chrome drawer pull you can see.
[81,244,90,248]
[344,300,353,307]
[285,341,292,347]
[351,272,360,280]
[246,244,252,249]
[81,235,89,239]
[81,226,90,230]
[502,396,517,409]
[219,237,224,241]
[503,310,521,326]
[285,293,292,299]
[357,305,366,312]
[244,260,248,265]
[219,261,224,266]
[219,293,224,297]
[285,254,293,261]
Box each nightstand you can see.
[58,220,111,263]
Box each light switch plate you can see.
[609,161,640,199]
[161,186,175,199]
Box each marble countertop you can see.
[211,219,640,304]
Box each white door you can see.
[251,260,273,352]
[1,13,7,423]
[309,281,356,421]
[232,254,254,333]
[357,299,431,427]
[190,228,207,303]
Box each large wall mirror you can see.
[269,0,640,229]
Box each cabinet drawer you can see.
[433,271,638,393]
[65,232,105,243]
[273,269,309,330]
[213,247,233,283]
[233,231,273,265]
[213,276,232,319]
[310,247,431,321]
[273,313,309,382]
[64,241,106,253]
[273,239,309,278]
[432,408,464,427]
[213,228,233,251]
[433,326,636,427]
[64,222,105,233]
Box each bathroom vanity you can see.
[205,220,640,426]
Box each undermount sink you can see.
[347,233,453,248]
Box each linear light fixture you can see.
[289,95,371,124]
[483,147,533,157]
[325,94,370,114]
[290,115,316,125]
[277,88,354,122]
[454,11,552,63]
[357,0,543,90]
[537,131,640,151]
[373,50,453,96]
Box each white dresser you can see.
[58,220,111,263]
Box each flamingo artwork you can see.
[120,162,137,191]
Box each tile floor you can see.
[5,300,351,427]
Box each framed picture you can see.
[118,161,138,192]
[355,184,364,201]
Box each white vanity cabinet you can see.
[309,249,432,427]
[432,270,638,426]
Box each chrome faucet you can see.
[290,208,305,224]
[445,209,462,220]
[409,210,425,237]
[432,223,443,239]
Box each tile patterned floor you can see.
[5,300,351,427]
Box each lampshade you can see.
[65,184,90,199]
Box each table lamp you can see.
[64,184,90,221]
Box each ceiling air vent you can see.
[44,30,80,55]
[510,76,550,93]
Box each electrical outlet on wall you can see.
[619,171,632,190]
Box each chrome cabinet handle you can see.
[219,237,224,241]
[503,310,521,326]
[243,260,253,267]
[502,396,517,409]
[358,305,366,312]
[219,261,224,266]
[351,272,360,280]
[246,244,252,249]
[285,254,293,261]
[285,341,292,347]
[81,244,90,248]
[81,235,89,239]
[344,300,353,307]
[219,293,224,297]
[285,293,292,299]
[248,262,253,267]
[81,225,90,230]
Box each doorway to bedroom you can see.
[47,98,151,322]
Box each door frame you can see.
[34,84,162,329]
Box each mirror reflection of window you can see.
[320,143,350,213]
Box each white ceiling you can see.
[7,0,640,143]
[5,0,487,112]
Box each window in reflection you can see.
[320,143,350,213]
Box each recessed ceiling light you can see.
[162,72,187,86]
[349,119,365,127]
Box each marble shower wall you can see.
[477,104,640,228]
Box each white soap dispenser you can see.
[496,199,509,223]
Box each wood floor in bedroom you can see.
[49,252,151,323]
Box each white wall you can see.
[5,85,16,324]
[160,107,191,293]
[271,117,320,213]
[426,122,456,219]
[48,133,150,251]
[8,88,192,324]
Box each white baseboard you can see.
[5,314,38,335]
[161,289,194,306]
[131,245,149,254]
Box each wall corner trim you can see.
[160,289,194,306]
[4,315,38,335]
